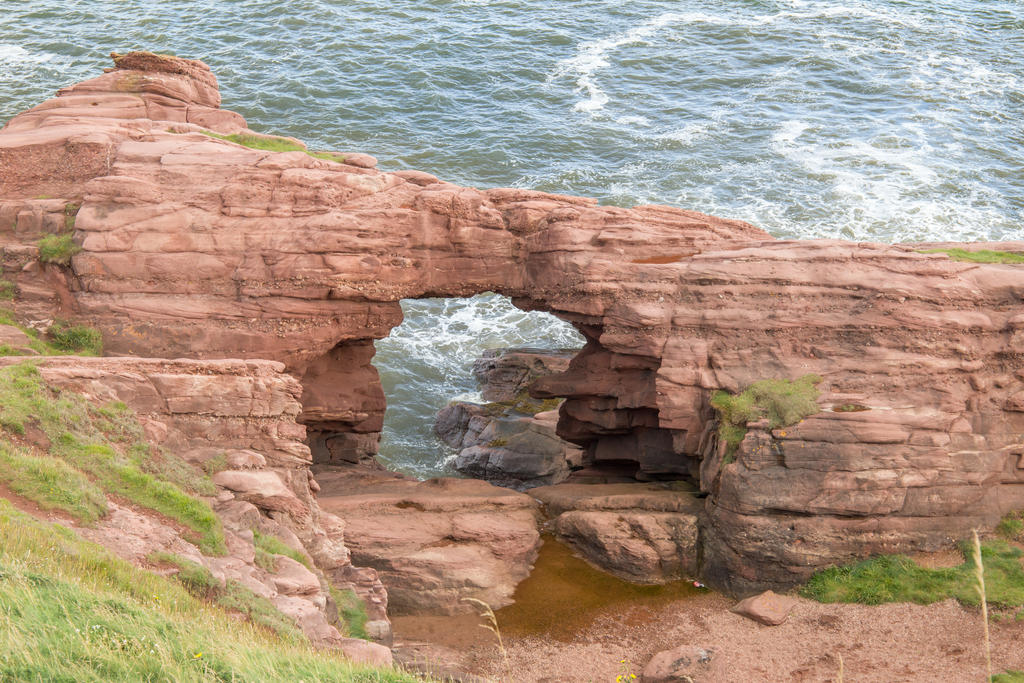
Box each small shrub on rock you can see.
[47,321,103,355]
[37,233,81,265]
[711,374,822,457]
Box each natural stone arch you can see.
[3,52,1024,594]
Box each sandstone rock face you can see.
[531,482,702,583]
[471,347,576,402]
[315,466,541,615]
[3,53,1024,592]
[0,355,390,648]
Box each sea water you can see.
[4,0,1021,476]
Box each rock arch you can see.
[3,52,1024,592]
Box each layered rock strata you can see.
[315,466,541,615]
[531,482,701,583]
[0,355,392,654]
[2,53,1023,592]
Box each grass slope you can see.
[801,538,1024,610]
[0,362,224,554]
[0,501,420,682]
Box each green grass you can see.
[331,587,370,640]
[0,280,14,300]
[202,453,229,475]
[0,310,94,357]
[801,539,1024,607]
[253,529,311,570]
[37,233,81,265]
[0,501,421,682]
[997,510,1024,543]
[47,320,103,355]
[995,671,1024,682]
[710,374,822,457]
[64,202,81,231]
[133,443,217,497]
[0,362,225,554]
[0,443,107,522]
[920,248,1024,264]
[200,130,344,162]
[150,552,304,642]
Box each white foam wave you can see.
[374,293,583,478]
[755,2,929,30]
[771,120,809,146]
[616,115,651,127]
[657,122,713,147]
[0,44,56,78]
[551,12,690,115]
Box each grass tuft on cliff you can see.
[200,130,344,162]
[0,362,225,554]
[801,539,1024,607]
[37,233,81,265]
[149,551,304,641]
[711,374,822,459]
[920,248,1024,264]
[331,586,370,640]
[997,510,1024,543]
[0,501,420,682]
[253,529,312,570]
[0,309,102,357]
[47,320,103,355]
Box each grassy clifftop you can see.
[0,501,418,681]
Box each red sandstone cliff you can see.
[2,52,1023,593]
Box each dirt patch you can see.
[911,546,966,569]
[469,597,1024,682]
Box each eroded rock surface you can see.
[315,466,541,615]
[3,53,1024,592]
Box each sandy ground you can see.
[396,592,1024,682]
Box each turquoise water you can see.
[4,0,1022,476]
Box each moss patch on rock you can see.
[710,374,822,458]
[920,248,1024,264]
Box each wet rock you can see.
[436,348,582,489]
[471,347,576,402]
